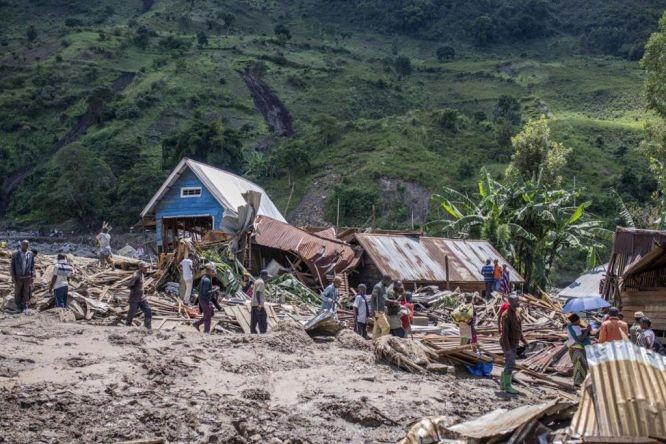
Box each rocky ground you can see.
[0,313,559,443]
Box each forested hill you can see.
[1,0,665,231]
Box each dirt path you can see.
[0,313,558,443]
[0,72,135,214]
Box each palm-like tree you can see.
[430,170,609,291]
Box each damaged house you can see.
[352,233,524,292]
[140,158,286,252]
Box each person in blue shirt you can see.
[321,276,342,312]
[480,259,494,300]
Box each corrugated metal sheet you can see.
[571,341,666,438]
[253,216,358,276]
[448,399,573,439]
[557,264,607,299]
[141,158,286,222]
[355,233,524,284]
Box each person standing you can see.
[320,276,342,312]
[629,311,644,344]
[499,264,511,295]
[566,313,592,387]
[179,254,195,304]
[193,264,216,334]
[250,270,269,334]
[371,275,392,338]
[637,317,656,351]
[126,262,152,329]
[598,307,628,344]
[353,284,370,339]
[481,259,494,300]
[49,254,73,309]
[493,259,502,292]
[10,240,35,313]
[500,294,527,394]
[96,227,113,268]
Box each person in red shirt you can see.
[493,259,502,292]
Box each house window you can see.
[180,187,202,198]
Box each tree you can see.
[86,86,115,123]
[274,24,291,44]
[436,45,455,62]
[508,115,571,185]
[471,15,494,46]
[494,95,521,145]
[26,25,37,43]
[394,55,412,79]
[161,121,244,172]
[431,169,607,291]
[197,31,208,48]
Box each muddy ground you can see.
[0,313,557,443]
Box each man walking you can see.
[11,240,35,313]
[481,259,494,300]
[49,254,73,308]
[500,294,527,394]
[250,270,268,334]
[320,276,342,312]
[371,275,392,338]
[193,264,216,334]
[179,254,194,304]
[96,226,113,268]
[353,284,370,339]
[598,307,628,344]
[126,261,152,329]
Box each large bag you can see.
[452,303,473,323]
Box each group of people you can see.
[480,259,511,299]
[566,306,661,388]
[320,274,414,340]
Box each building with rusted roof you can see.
[352,233,524,292]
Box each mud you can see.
[0,312,555,443]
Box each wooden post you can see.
[336,198,340,228]
[411,211,414,230]
[445,255,450,290]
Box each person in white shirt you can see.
[353,284,371,339]
[49,254,73,308]
[179,255,194,304]
[96,227,112,268]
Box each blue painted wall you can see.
[155,169,224,245]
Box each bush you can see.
[115,103,141,119]
[158,35,190,50]
[436,46,455,62]
[65,18,83,27]
[326,184,379,226]
[433,108,460,132]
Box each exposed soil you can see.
[239,68,294,137]
[0,312,558,443]
[288,172,339,227]
[0,72,136,213]
[379,178,430,227]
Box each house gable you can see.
[155,168,224,242]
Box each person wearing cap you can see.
[371,275,392,338]
[250,270,269,334]
[499,294,527,394]
[10,240,35,313]
[637,317,656,351]
[49,254,73,308]
[126,262,152,329]
[193,263,216,334]
[598,307,628,344]
[566,313,592,387]
[321,276,342,312]
[629,311,645,344]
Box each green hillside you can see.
[0,0,664,234]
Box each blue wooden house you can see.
[140,158,286,251]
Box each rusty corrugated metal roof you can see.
[253,216,358,276]
[571,340,666,438]
[355,233,524,284]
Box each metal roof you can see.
[571,340,666,438]
[140,158,286,222]
[253,216,359,278]
[355,233,524,284]
[557,264,607,299]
